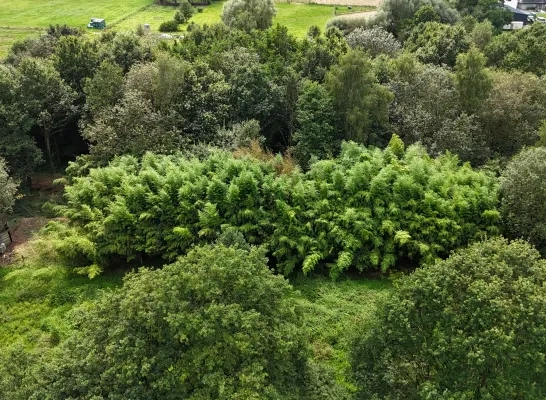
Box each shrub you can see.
[501,147,546,255]
[0,156,18,217]
[351,238,546,399]
[37,245,311,399]
[326,16,376,35]
[346,27,401,57]
[54,137,499,276]
[174,11,186,24]
[158,20,179,32]
[178,0,195,19]
[221,0,276,32]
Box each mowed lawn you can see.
[0,0,151,28]
[115,2,337,37]
[0,0,365,57]
[0,28,40,57]
[0,0,151,58]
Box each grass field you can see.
[0,0,375,57]
[0,28,41,58]
[114,2,347,38]
[0,0,150,28]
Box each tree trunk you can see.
[44,130,54,173]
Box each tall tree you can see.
[16,58,76,172]
[292,80,338,167]
[0,65,43,181]
[83,60,124,116]
[325,50,393,146]
[454,47,491,115]
[53,35,100,93]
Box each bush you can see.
[0,156,18,217]
[174,11,186,24]
[221,0,276,32]
[54,138,499,276]
[326,16,376,35]
[178,0,195,19]
[37,245,311,399]
[501,147,546,255]
[351,238,546,399]
[197,6,204,12]
[158,20,179,32]
[346,27,401,57]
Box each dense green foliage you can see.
[5,1,546,397]
[53,138,499,276]
[28,245,315,399]
[352,238,546,399]
[221,0,276,32]
[0,156,18,217]
[501,147,546,256]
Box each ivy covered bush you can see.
[53,137,500,276]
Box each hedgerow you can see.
[52,137,500,277]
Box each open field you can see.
[0,0,377,56]
[0,0,150,57]
[0,28,41,58]
[0,0,150,28]
[114,2,374,37]
[115,2,345,37]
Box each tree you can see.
[377,0,459,37]
[346,27,401,57]
[406,21,469,67]
[38,245,310,399]
[83,90,180,162]
[485,23,546,75]
[474,0,512,30]
[501,147,546,255]
[297,27,347,83]
[292,80,338,167]
[478,70,546,158]
[106,31,150,72]
[221,0,276,32]
[0,65,43,181]
[390,65,459,148]
[53,35,100,92]
[16,58,77,172]
[83,60,124,116]
[470,19,493,50]
[177,0,195,21]
[352,238,546,399]
[0,157,19,218]
[325,50,393,146]
[454,47,491,115]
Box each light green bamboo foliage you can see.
[55,137,499,276]
[273,136,500,276]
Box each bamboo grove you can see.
[49,136,500,277]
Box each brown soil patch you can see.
[31,174,64,191]
[0,217,51,265]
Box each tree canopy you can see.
[352,238,546,399]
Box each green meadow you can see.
[113,2,340,38]
[0,0,374,56]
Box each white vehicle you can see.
[503,21,525,30]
